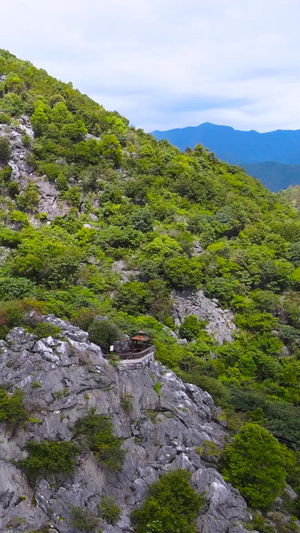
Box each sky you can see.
[1,0,300,132]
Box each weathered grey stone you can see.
[230,526,258,533]
[285,484,298,501]
[111,259,139,283]
[172,289,236,344]
[192,468,249,533]
[0,317,251,532]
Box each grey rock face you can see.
[192,469,249,533]
[0,117,70,221]
[172,289,236,344]
[0,317,248,532]
[111,260,139,283]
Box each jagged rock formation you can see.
[0,317,249,532]
[0,117,70,221]
[172,290,236,345]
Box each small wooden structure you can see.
[105,332,154,365]
[130,331,151,352]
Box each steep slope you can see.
[279,184,300,210]
[243,161,300,192]
[0,318,248,533]
[151,123,300,191]
[1,50,300,532]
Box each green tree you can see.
[73,410,125,471]
[99,134,122,167]
[113,281,151,315]
[20,439,80,483]
[88,319,122,351]
[0,388,28,429]
[131,469,204,533]
[164,256,202,289]
[179,315,207,342]
[98,495,121,525]
[222,423,286,508]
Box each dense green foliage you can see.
[0,137,11,163]
[20,439,80,483]
[88,318,122,351]
[131,469,204,533]
[73,410,125,471]
[244,161,300,193]
[0,388,28,428]
[30,321,61,339]
[3,49,300,513]
[152,122,300,193]
[69,506,101,533]
[98,495,121,525]
[222,423,286,508]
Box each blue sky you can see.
[1,0,300,132]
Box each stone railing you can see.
[105,345,155,370]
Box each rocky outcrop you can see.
[0,317,249,532]
[0,116,70,220]
[172,289,236,345]
[111,260,139,283]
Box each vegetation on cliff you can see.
[2,49,300,518]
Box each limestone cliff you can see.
[0,317,250,533]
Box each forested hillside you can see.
[152,122,300,164]
[2,49,300,531]
[152,122,300,191]
[244,161,300,192]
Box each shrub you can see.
[31,322,61,339]
[16,182,39,211]
[131,469,204,533]
[73,409,125,471]
[69,506,100,533]
[7,209,29,227]
[221,423,286,509]
[178,372,231,408]
[0,388,28,428]
[20,439,80,483]
[0,277,35,301]
[98,495,121,525]
[0,227,21,247]
[0,164,12,182]
[41,162,61,182]
[131,207,154,232]
[55,174,69,191]
[99,134,122,167]
[7,180,20,198]
[163,256,202,289]
[0,300,25,338]
[120,394,132,414]
[0,112,11,125]
[88,319,122,351]
[0,137,11,164]
[178,315,207,342]
[22,133,31,147]
[153,382,162,396]
[113,281,151,316]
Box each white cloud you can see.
[1,0,300,131]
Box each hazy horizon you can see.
[2,1,300,133]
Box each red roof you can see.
[131,333,150,341]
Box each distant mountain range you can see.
[151,123,300,192]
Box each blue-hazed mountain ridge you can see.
[151,123,300,192]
